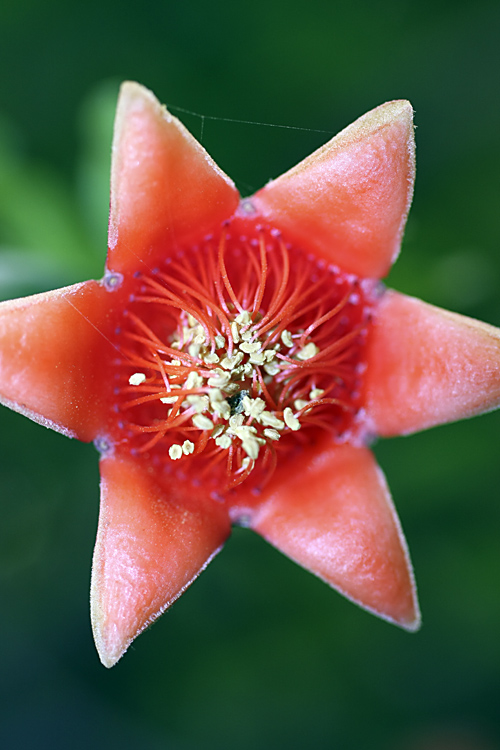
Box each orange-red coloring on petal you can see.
[1,82,500,667]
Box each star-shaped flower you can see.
[1,83,500,668]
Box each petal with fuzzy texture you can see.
[107,82,240,274]
[0,280,115,441]
[364,290,500,436]
[251,101,415,279]
[250,442,419,630]
[91,455,231,667]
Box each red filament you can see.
[112,221,375,493]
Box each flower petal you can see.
[107,82,240,274]
[0,280,114,441]
[250,442,419,630]
[91,455,231,667]
[250,101,414,279]
[364,290,500,436]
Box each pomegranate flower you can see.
[1,83,500,668]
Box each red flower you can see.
[1,83,500,667]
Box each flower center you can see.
[113,220,375,493]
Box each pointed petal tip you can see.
[119,80,154,99]
[0,281,113,441]
[90,456,230,667]
[109,81,239,271]
[250,443,420,635]
[362,98,413,123]
[403,609,422,633]
[365,291,500,436]
[354,597,421,633]
[90,564,129,669]
[251,98,415,279]
[117,79,153,102]
[335,99,414,148]
[115,81,174,127]
[320,544,422,634]
[375,586,422,633]
[92,622,128,669]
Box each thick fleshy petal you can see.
[250,101,414,279]
[107,82,240,274]
[91,455,231,667]
[0,280,115,441]
[364,290,500,436]
[250,442,419,630]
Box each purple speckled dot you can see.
[94,437,112,456]
[103,271,124,291]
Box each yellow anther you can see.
[182,440,195,455]
[212,400,231,419]
[297,342,319,360]
[129,372,146,385]
[211,424,225,438]
[239,341,260,354]
[229,414,244,429]
[160,385,181,404]
[294,399,309,411]
[215,434,232,449]
[230,321,240,344]
[207,369,231,388]
[204,352,220,364]
[192,414,214,430]
[260,411,285,429]
[220,351,244,370]
[215,334,226,349]
[263,428,281,441]
[168,444,183,460]
[242,363,254,377]
[281,330,293,348]
[241,437,260,460]
[209,388,224,403]
[283,407,301,431]
[185,371,203,390]
[235,310,251,325]
[263,361,280,377]
[186,395,209,413]
[249,352,266,366]
[242,396,265,419]
[309,388,325,399]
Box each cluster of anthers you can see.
[114,222,373,492]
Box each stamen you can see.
[112,221,373,494]
[297,342,320,361]
[182,440,195,455]
[283,407,301,431]
[169,445,183,460]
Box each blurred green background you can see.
[1,1,499,748]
